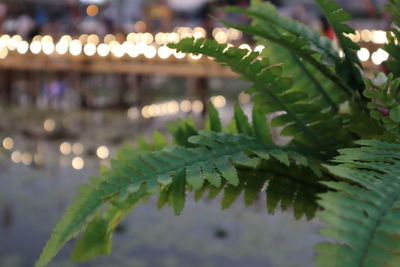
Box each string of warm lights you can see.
[1,93,253,170]
[0,28,391,65]
[0,27,244,60]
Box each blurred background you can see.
[0,0,391,266]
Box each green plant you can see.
[36,0,400,266]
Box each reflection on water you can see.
[0,105,323,267]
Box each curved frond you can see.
[36,131,316,267]
[242,2,345,112]
[170,38,353,155]
[219,19,354,96]
[226,3,339,64]
[317,140,400,267]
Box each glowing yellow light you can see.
[144,45,157,59]
[11,151,22,163]
[194,27,206,38]
[371,48,389,65]
[2,137,14,150]
[168,32,180,44]
[79,34,89,44]
[56,41,69,55]
[96,146,110,159]
[97,43,110,57]
[72,157,84,170]
[142,33,154,44]
[86,4,99,17]
[41,35,53,43]
[72,143,84,155]
[127,107,139,120]
[189,53,202,60]
[42,41,55,55]
[87,34,99,45]
[43,119,56,132]
[357,47,370,62]
[127,32,136,42]
[155,32,167,45]
[239,92,251,104]
[361,29,372,42]
[158,45,172,59]
[211,95,226,108]
[173,50,185,59]
[0,46,8,59]
[352,31,361,42]
[6,36,19,51]
[147,104,157,117]
[104,34,115,44]
[228,28,242,40]
[180,100,192,113]
[372,30,387,44]
[141,106,151,119]
[83,43,96,56]
[167,101,180,114]
[22,152,32,165]
[30,41,42,54]
[0,34,10,44]
[16,41,29,54]
[192,100,204,113]
[136,42,147,54]
[69,40,82,56]
[111,44,125,58]
[215,31,228,44]
[60,142,72,155]
[60,35,72,44]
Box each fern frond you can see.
[317,140,400,266]
[167,116,198,147]
[36,130,315,267]
[207,102,222,132]
[71,188,149,262]
[242,2,345,113]
[170,38,352,155]
[219,19,354,97]
[315,0,365,93]
[226,3,339,64]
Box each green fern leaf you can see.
[71,217,111,262]
[317,140,400,266]
[207,102,222,132]
[167,117,198,147]
[315,0,364,92]
[170,38,351,155]
[37,130,317,267]
[227,3,339,64]
[244,1,346,112]
[219,20,353,96]
[252,106,272,145]
[234,103,253,136]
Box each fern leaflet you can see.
[317,140,400,266]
